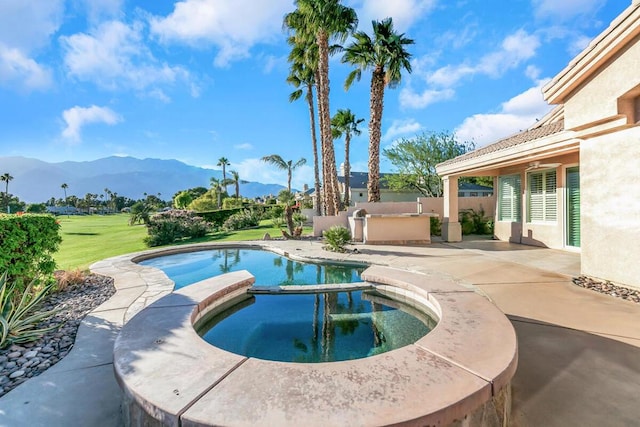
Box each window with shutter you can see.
[566,167,580,247]
[498,175,521,222]
[527,170,557,222]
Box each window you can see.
[527,170,557,222]
[498,175,521,221]
[470,192,478,197]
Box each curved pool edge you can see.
[102,242,518,427]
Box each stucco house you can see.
[458,182,493,197]
[436,1,640,289]
[337,171,423,205]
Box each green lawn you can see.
[54,214,309,271]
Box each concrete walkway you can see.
[1,238,639,426]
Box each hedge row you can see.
[0,214,61,284]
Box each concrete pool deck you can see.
[1,237,640,426]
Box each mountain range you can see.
[0,156,287,204]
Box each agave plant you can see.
[0,272,58,349]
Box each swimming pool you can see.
[139,247,365,288]
[140,247,434,362]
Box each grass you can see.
[54,214,310,271]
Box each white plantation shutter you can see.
[498,175,521,221]
[527,170,557,222]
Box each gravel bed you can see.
[573,276,640,304]
[0,275,115,398]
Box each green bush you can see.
[459,208,493,235]
[323,225,351,252]
[222,198,244,209]
[144,210,209,247]
[430,216,441,236]
[222,210,261,231]
[0,272,58,349]
[0,214,61,285]
[197,208,243,227]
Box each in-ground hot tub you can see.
[113,246,517,427]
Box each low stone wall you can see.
[114,258,517,427]
[363,213,435,245]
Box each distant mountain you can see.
[0,156,286,203]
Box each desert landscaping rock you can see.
[573,276,640,304]
[0,274,115,398]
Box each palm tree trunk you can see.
[344,132,351,207]
[368,68,386,202]
[317,31,339,216]
[306,85,322,216]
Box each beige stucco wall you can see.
[348,189,423,205]
[564,33,640,129]
[580,127,640,287]
[493,152,579,249]
[363,215,431,244]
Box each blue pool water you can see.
[199,290,434,363]
[141,247,435,362]
[139,248,366,289]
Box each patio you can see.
[0,237,639,426]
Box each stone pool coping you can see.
[112,243,518,426]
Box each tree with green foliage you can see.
[343,17,414,202]
[228,170,248,199]
[284,0,358,216]
[217,157,230,181]
[331,108,364,207]
[261,155,307,192]
[285,33,323,216]
[174,191,193,209]
[383,131,475,197]
[1,173,14,213]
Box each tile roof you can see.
[438,119,565,168]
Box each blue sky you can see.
[0,0,627,190]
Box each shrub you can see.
[0,214,61,286]
[197,208,243,227]
[459,208,493,235]
[54,269,86,292]
[0,272,58,349]
[323,225,351,252]
[222,210,260,231]
[430,216,441,236]
[144,210,209,247]
[222,197,244,209]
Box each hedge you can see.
[0,214,61,284]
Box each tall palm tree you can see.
[343,18,414,202]
[286,36,322,216]
[217,157,230,181]
[61,183,69,216]
[261,155,307,192]
[284,0,358,216]
[1,173,13,213]
[228,170,248,199]
[331,109,364,207]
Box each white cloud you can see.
[61,20,191,95]
[454,80,552,146]
[350,0,437,32]
[567,34,593,56]
[399,87,454,109]
[234,143,254,150]
[402,29,540,109]
[0,44,52,90]
[533,0,605,21]
[149,0,293,67]
[525,65,541,81]
[62,105,122,143]
[383,118,423,141]
[0,0,63,91]
[77,0,124,23]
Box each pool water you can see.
[139,248,365,289]
[198,290,434,363]
[141,247,435,362]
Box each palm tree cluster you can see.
[284,1,413,210]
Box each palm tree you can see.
[261,155,307,192]
[210,177,224,209]
[1,173,13,213]
[286,36,322,216]
[228,170,248,199]
[343,18,414,202]
[217,157,230,181]
[60,183,69,215]
[284,0,358,216]
[331,109,364,207]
